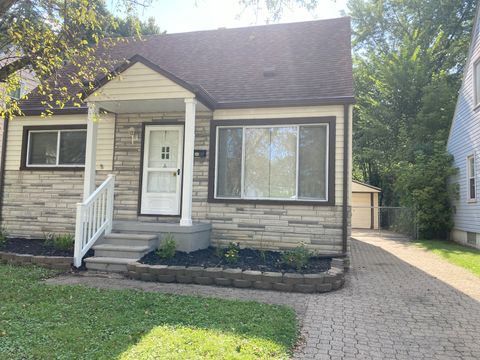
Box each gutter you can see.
[0,115,9,223]
[342,104,350,254]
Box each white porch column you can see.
[180,98,197,226]
[83,103,99,200]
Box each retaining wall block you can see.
[242,270,263,282]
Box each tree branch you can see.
[0,56,31,82]
[0,0,18,17]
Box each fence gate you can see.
[351,206,418,239]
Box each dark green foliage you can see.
[224,242,240,264]
[156,233,176,259]
[44,233,74,251]
[396,144,458,239]
[349,0,475,238]
[0,228,7,249]
[281,244,312,271]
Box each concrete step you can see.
[92,244,151,259]
[84,257,137,273]
[99,233,159,247]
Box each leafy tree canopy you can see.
[349,0,476,237]
[0,0,161,118]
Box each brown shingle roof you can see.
[20,17,354,113]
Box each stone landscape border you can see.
[0,251,72,270]
[126,258,347,293]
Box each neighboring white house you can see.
[447,6,480,249]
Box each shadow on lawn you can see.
[0,265,297,359]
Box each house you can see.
[447,7,480,249]
[0,17,354,269]
[351,180,380,230]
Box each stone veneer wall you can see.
[191,117,345,253]
[112,113,344,253]
[2,111,346,253]
[2,170,109,238]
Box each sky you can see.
[110,0,349,34]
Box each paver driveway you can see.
[47,234,480,360]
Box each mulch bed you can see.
[1,237,92,258]
[140,247,331,274]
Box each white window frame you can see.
[8,81,24,100]
[26,129,87,168]
[214,123,329,202]
[474,59,480,107]
[467,154,476,202]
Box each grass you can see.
[414,239,480,277]
[0,265,297,359]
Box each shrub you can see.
[281,244,312,271]
[0,227,8,249]
[224,242,240,264]
[156,233,176,259]
[45,233,74,251]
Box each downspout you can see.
[0,115,9,223]
[342,104,350,254]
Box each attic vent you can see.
[263,66,276,77]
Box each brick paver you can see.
[47,234,480,359]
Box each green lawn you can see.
[414,239,480,277]
[0,265,297,359]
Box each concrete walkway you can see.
[46,233,480,359]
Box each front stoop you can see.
[84,233,158,272]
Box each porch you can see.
[73,59,214,268]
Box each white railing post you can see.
[73,174,115,268]
[106,174,115,234]
[74,203,85,268]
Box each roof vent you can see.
[263,66,276,77]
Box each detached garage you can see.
[352,180,381,229]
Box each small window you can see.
[215,123,329,201]
[8,81,24,100]
[475,60,480,106]
[25,128,87,168]
[467,155,476,201]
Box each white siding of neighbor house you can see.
[448,12,480,247]
[213,105,349,206]
[87,62,194,102]
[4,114,115,171]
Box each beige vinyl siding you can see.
[5,114,115,171]
[87,62,194,102]
[213,105,347,205]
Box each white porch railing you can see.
[73,174,115,267]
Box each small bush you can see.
[224,242,240,264]
[156,233,176,259]
[0,227,8,249]
[45,233,74,251]
[281,243,312,271]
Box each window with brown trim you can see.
[21,125,87,169]
[208,117,335,205]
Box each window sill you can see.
[467,199,477,204]
[208,197,334,206]
[20,166,85,172]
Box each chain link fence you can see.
[352,206,418,239]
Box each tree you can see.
[349,0,476,237]
[0,0,157,118]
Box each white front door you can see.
[141,125,183,215]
